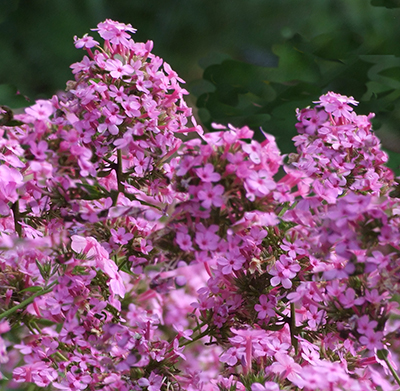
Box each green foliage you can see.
[1,0,400,173]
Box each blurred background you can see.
[1,0,400,173]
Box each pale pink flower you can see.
[74,33,99,48]
[197,183,225,209]
[105,58,134,79]
[196,163,221,182]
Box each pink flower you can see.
[195,224,220,251]
[138,372,163,391]
[242,140,263,164]
[109,84,128,103]
[270,352,303,386]
[93,19,136,46]
[110,227,134,245]
[121,96,141,119]
[254,294,275,320]
[176,232,194,251]
[251,382,280,391]
[220,346,246,366]
[314,91,358,120]
[217,251,245,275]
[305,305,326,329]
[105,58,134,79]
[360,330,384,350]
[30,140,49,161]
[197,183,225,209]
[25,99,54,121]
[269,256,300,289]
[338,288,364,309]
[195,163,221,182]
[74,33,99,48]
[245,170,276,198]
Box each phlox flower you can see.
[110,227,133,245]
[245,169,276,199]
[339,288,365,309]
[29,140,49,161]
[359,330,384,350]
[217,251,245,275]
[251,382,280,391]
[297,108,328,135]
[98,104,124,135]
[270,352,303,386]
[121,95,141,117]
[254,294,275,320]
[305,305,326,329]
[0,165,24,215]
[195,225,220,251]
[13,362,58,387]
[104,58,134,79]
[93,19,136,46]
[132,151,152,176]
[195,163,221,182]
[280,238,306,258]
[73,33,99,48]
[220,346,246,366]
[25,99,54,121]
[314,91,358,120]
[269,256,300,289]
[109,84,128,103]
[197,183,225,209]
[242,140,263,164]
[176,232,194,251]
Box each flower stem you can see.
[12,200,22,237]
[384,356,400,388]
[290,302,298,355]
[117,149,124,193]
[0,280,57,321]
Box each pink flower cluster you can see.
[0,19,399,391]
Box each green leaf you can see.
[19,286,43,293]
[371,0,400,8]
[76,183,109,200]
[377,348,389,360]
[0,84,31,109]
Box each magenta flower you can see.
[138,372,163,391]
[93,19,136,46]
[254,294,275,320]
[338,287,365,309]
[251,382,280,391]
[217,251,245,275]
[197,183,225,209]
[104,58,134,79]
[195,224,220,251]
[176,232,194,251]
[110,227,134,245]
[220,346,246,366]
[269,256,300,289]
[195,163,221,182]
[25,99,54,121]
[270,353,303,386]
[73,33,99,48]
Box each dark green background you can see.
[1,0,400,173]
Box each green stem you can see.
[383,355,400,388]
[181,326,213,347]
[290,302,298,355]
[0,280,57,321]
[12,200,22,237]
[55,351,69,362]
[117,149,124,193]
